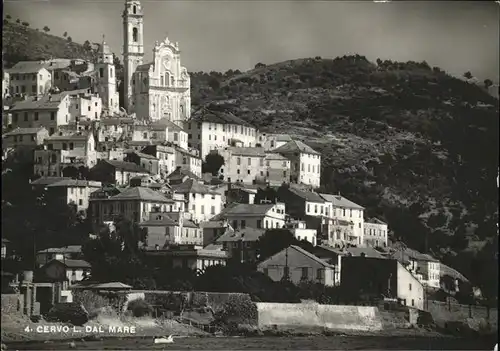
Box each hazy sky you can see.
[4,0,499,81]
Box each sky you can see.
[4,0,500,82]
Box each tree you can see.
[21,21,29,27]
[255,63,266,69]
[63,31,67,37]
[43,26,50,33]
[202,152,224,176]
[16,19,20,24]
[83,40,92,51]
[484,79,493,89]
[208,77,220,90]
[6,15,11,19]
[67,36,72,42]
[255,229,297,262]
[3,19,8,25]
[463,71,473,80]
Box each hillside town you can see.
[1,0,489,328]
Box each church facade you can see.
[122,0,191,123]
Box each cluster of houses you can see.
[1,46,468,315]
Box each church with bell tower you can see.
[122,0,191,123]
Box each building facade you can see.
[122,0,191,121]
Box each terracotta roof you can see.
[47,179,101,188]
[102,160,150,174]
[3,127,47,136]
[167,167,201,181]
[31,177,72,186]
[46,132,90,141]
[152,119,185,132]
[366,218,387,225]
[45,259,91,269]
[259,245,334,268]
[127,151,157,160]
[216,227,266,243]
[190,107,253,128]
[7,61,47,74]
[110,187,171,202]
[10,94,66,111]
[319,193,364,210]
[171,179,218,195]
[265,152,289,161]
[211,203,275,220]
[286,186,325,203]
[100,118,135,125]
[272,140,320,156]
[225,147,266,157]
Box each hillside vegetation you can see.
[2,20,498,298]
[2,19,96,67]
[192,57,499,298]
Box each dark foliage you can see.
[191,56,499,297]
[202,152,225,176]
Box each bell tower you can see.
[122,0,144,113]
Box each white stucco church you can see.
[122,0,191,123]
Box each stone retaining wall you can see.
[255,302,384,332]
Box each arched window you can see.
[133,5,137,14]
[132,27,138,42]
[160,75,164,85]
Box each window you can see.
[409,283,412,291]
[62,143,67,150]
[301,267,309,279]
[50,112,55,120]
[32,85,36,93]
[78,199,83,206]
[247,158,251,165]
[316,268,323,280]
[257,220,262,228]
[411,299,415,307]
[69,143,74,150]
[232,220,237,229]
[201,205,204,214]
[307,204,310,212]
[211,206,215,215]
[132,27,138,42]
[314,205,318,213]
[24,112,28,121]
[247,170,250,175]
[133,5,137,14]
[237,157,241,165]
[241,220,246,229]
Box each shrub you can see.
[72,290,111,314]
[127,298,153,317]
[6,15,11,19]
[46,302,89,326]
[67,37,72,42]
[21,22,29,27]
[214,294,258,327]
[16,19,20,24]
[43,26,50,32]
